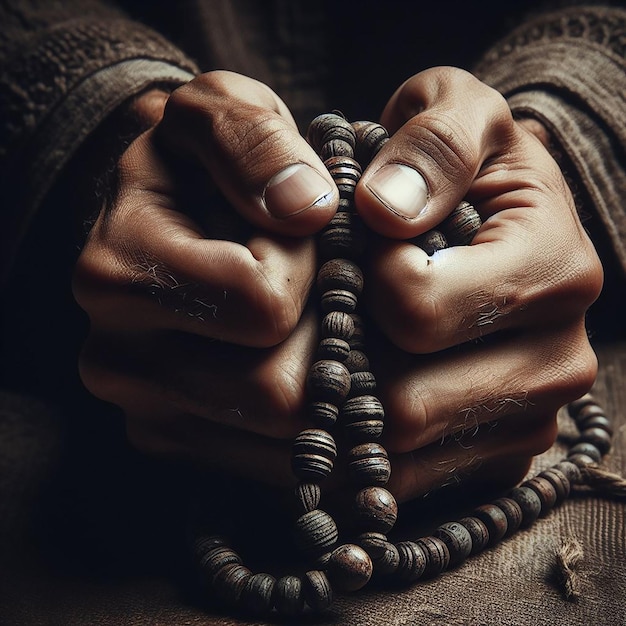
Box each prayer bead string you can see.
[190,113,614,618]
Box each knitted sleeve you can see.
[0,0,199,284]
[473,4,626,278]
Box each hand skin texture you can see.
[73,68,603,503]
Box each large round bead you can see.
[347,442,391,486]
[440,200,482,246]
[293,509,339,557]
[317,258,364,296]
[358,531,399,575]
[341,395,385,443]
[307,360,351,404]
[326,544,373,592]
[272,575,304,617]
[354,486,398,533]
[303,570,333,611]
[291,429,337,482]
[434,521,473,565]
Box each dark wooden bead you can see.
[272,575,304,617]
[199,545,242,576]
[411,229,448,255]
[294,482,321,515]
[324,155,362,182]
[307,113,356,153]
[416,536,451,578]
[434,521,473,565]
[394,540,427,583]
[348,442,391,486]
[507,486,542,527]
[291,429,337,482]
[492,497,523,536]
[472,504,508,545]
[317,259,364,296]
[358,532,400,575]
[540,468,571,502]
[320,138,354,160]
[574,403,607,423]
[349,313,366,350]
[316,551,332,569]
[307,401,338,428]
[303,570,333,611]
[306,360,351,404]
[193,534,229,567]
[344,419,384,443]
[344,349,370,373]
[354,486,398,533]
[326,544,373,592]
[241,572,276,616]
[568,452,599,468]
[440,200,482,246]
[317,337,351,362]
[342,395,385,443]
[294,509,339,558]
[459,516,490,554]
[211,563,252,606]
[319,213,367,261]
[577,414,613,436]
[553,460,582,485]
[523,476,557,516]
[322,310,355,341]
[568,441,602,462]
[320,288,358,313]
[578,427,612,455]
[352,120,389,165]
[567,393,596,418]
[350,371,377,396]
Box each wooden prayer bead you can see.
[321,139,354,160]
[322,311,355,341]
[307,113,356,154]
[303,570,333,611]
[324,155,362,182]
[344,349,370,373]
[540,468,571,503]
[307,401,339,428]
[568,441,602,463]
[352,120,389,165]
[578,426,612,455]
[434,521,473,565]
[200,545,242,576]
[349,313,366,350]
[320,288,358,313]
[348,442,391,486]
[354,486,398,533]
[350,371,377,396]
[507,486,542,527]
[394,541,427,584]
[272,575,304,617]
[491,497,523,536]
[212,563,252,606]
[472,504,508,545]
[358,532,400,575]
[317,258,364,296]
[294,509,339,557]
[193,534,229,567]
[327,544,373,592]
[344,419,384,443]
[416,536,451,578]
[306,360,351,404]
[553,460,582,484]
[291,429,337,482]
[440,201,482,246]
[568,452,599,468]
[577,414,613,436]
[574,403,607,423]
[567,393,597,417]
[459,516,490,554]
[240,572,276,616]
[411,229,448,255]
[342,395,385,443]
[318,337,351,361]
[319,215,366,261]
[294,482,321,515]
[523,476,557,516]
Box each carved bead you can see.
[342,395,385,443]
[307,113,356,154]
[553,460,582,485]
[568,441,602,463]
[352,120,389,165]
[320,288,358,313]
[567,393,596,418]
[317,337,351,361]
[574,403,607,424]
[241,572,276,616]
[199,545,242,576]
[348,442,391,486]
[507,486,542,527]
[320,138,354,160]
[354,486,398,533]
[359,532,400,575]
[539,468,570,502]
[211,563,252,606]
[568,452,599,468]
[522,476,557,516]
[327,544,373,592]
[322,310,355,341]
[350,371,377,396]
[411,229,448,255]
[193,534,229,568]
[294,509,339,558]
[459,516,490,554]
[319,222,366,261]
[395,540,427,583]
[349,313,366,350]
[294,482,321,515]
[303,570,333,611]
[577,414,613,436]
[434,521,473,565]
[578,427,612,455]
[416,536,450,578]
[306,360,351,404]
[272,575,304,617]
[324,155,362,182]
[440,200,482,246]
[344,349,370,373]
[473,504,508,544]
[291,429,337,482]
[317,258,364,296]
[307,401,339,428]
[492,497,523,536]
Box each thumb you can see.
[155,70,338,236]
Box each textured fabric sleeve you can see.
[473,4,626,277]
[0,0,199,284]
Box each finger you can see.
[155,70,339,236]
[355,67,515,238]
[372,321,597,455]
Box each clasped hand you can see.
[73,67,602,502]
